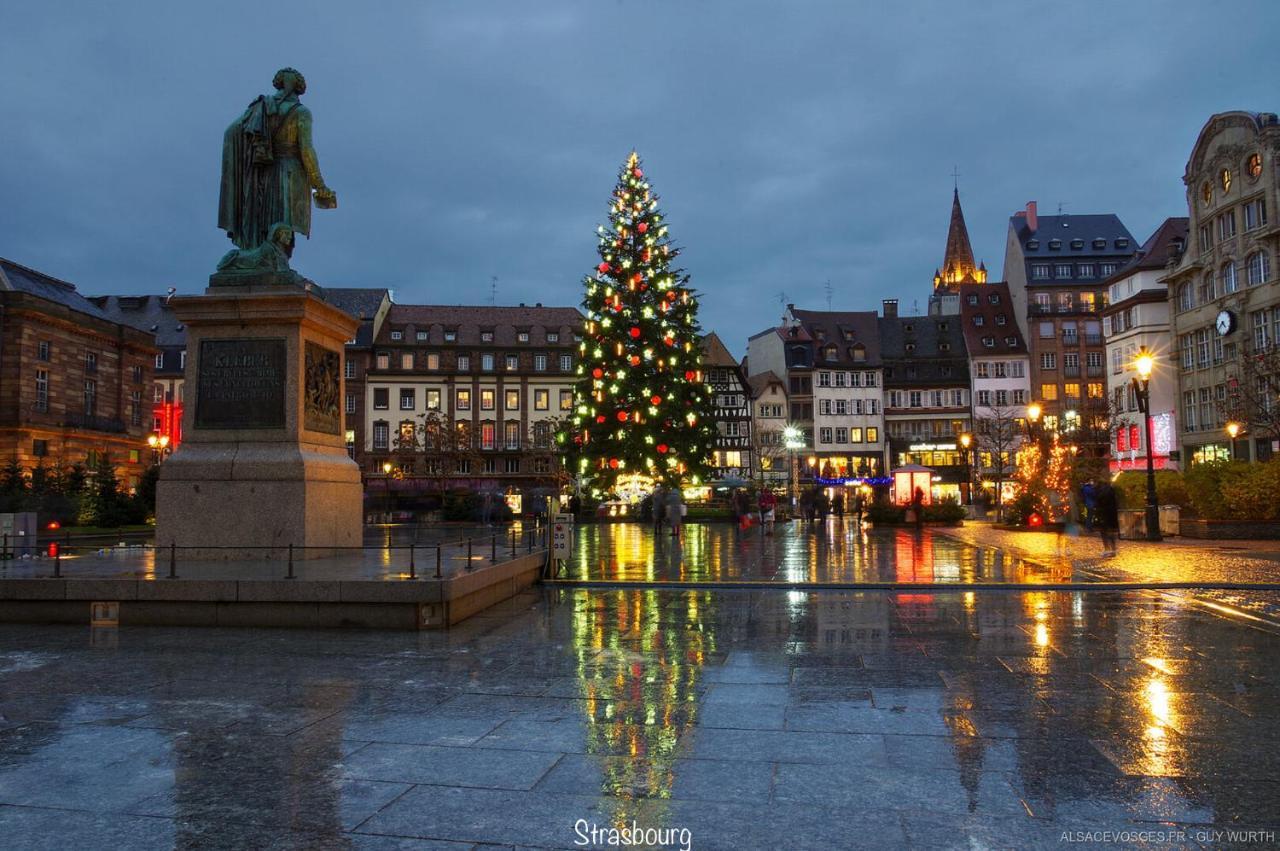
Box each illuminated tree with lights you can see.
[562,152,717,495]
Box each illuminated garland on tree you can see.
[560,152,717,494]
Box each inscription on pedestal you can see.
[304,341,341,435]
[196,338,286,429]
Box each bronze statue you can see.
[218,68,336,253]
[216,221,296,275]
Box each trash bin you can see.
[1118,509,1145,540]
[1158,505,1180,537]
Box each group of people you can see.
[645,485,689,542]
[1050,478,1121,557]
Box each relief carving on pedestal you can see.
[304,341,341,434]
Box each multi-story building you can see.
[1165,111,1280,464]
[91,293,188,454]
[360,303,582,509]
[1102,218,1189,472]
[0,258,157,489]
[746,371,788,487]
[700,332,752,482]
[1003,203,1137,445]
[957,281,1031,501]
[786,308,885,480]
[325,288,392,460]
[879,298,971,501]
[747,320,815,453]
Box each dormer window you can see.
[939,342,951,352]
[1048,239,1062,250]
[973,315,984,326]
[516,331,530,343]
[1115,238,1130,249]
[480,330,494,342]
[390,330,403,341]
[966,294,978,305]
[1005,336,1018,347]
[937,322,948,331]
[1092,238,1107,249]
[988,293,1000,304]
[842,329,854,341]
[444,329,457,342]
[1070,239,1084,250]
[904,323,914,333]
[547,332,560,343]
[850,344,866,362]
[823,344,838,361]
[1027,240,1040,250]
[996,314,1007,326]
[982,336,995,348]
[905,343,916,353]
[416,330,429,341]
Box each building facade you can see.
[0,259,157,489]
[359,303,582,509]
[747,371,789,488]
[1003,203,1136,446]
[700,333,752,482]
[91,293,188,456]
[879,298,972,502]
[1164,111,1280,464]
[325,288,393,461]
[957,281,1031,501]
[1102,218,1188,472]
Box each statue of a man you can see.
[217,67,337,252]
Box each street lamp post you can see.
[782,425,803,507]
[146,433,170,464]
[1132,348,1162,542]
[1226,421,1243,461]
[959,432,973,507]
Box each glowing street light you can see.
[1130,347,1161,541]
[1226,421,1244,460]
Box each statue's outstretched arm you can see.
[296,109,330,193]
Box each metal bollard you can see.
[491,533,498,564]
[466,537,473,570]
[168,542,177,579]
[510,527,516,558]
[435,544,442,579]
[286,543,295,580]
[409,544,416,580]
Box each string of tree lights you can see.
[560,152,717,495]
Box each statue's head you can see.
[272,67,307,96]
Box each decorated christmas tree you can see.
[562,152,717,496]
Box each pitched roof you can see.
[0,258,115,322]
[877,312,970,384]
[88,294,186,347]
[1009,213,1136,256]
[700,332,738,367]
[747,371,785,398]
[789,308,881,366]
[379,304,583,346]
[324,288,390,321]
[1100,217,1189,286]
[955,281,1027,356]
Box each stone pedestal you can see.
[155,285,361,559]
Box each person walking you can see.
[652,485,665,532]
[853,492,865,525]
[911,486,925,531]
[665,487,684,542]
[832,493,844,518]
[758,489,777,536]
[1081,481,1097,532]
[1094,480,1119,557]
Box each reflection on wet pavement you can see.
[567,521,1073,584]
[3,584,1279,848]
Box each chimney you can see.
[882,298,898,319]
[1026,201,1038,232]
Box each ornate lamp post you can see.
[958,432,973,506]
[1025,402,1042,442]
[1226,421,1243,461]
[146,433,170,464]
[782,425,803,507]
[1131,348,1162,542]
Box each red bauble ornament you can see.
[597,262,609,274]
[629,327,641,339]
[657,444,668,454]
[629,355,641,366]
[650,395,662,405]
[609,458,620,469]
[616,410,629,422]
[631,272,643,285]
[641,249,651,262]
[664,336,675,347]
[637,222,649,234]
[684,370,697,381]
[592,367,603,379]
[665,290,676,301]
[595,415,606,423]
[633,168,643,178]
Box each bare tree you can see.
[751,425,789,489]
[1220,344,1280,444]
[973,405,1022,514]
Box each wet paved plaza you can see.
[3,525,1280,848]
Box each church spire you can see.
[934,187,986,291]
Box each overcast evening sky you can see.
[3,1,1279,357]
